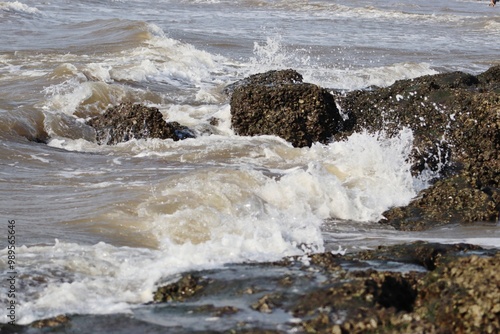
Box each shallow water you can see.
[1,0,499,327]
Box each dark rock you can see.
[86,102,195,145]
[230,70,352,147]
[374,275,416,312]
[296,251,500,333]
[251,293,284,313]
[153,274,208,303]
[382,174,498,231]
[335,65,499,230]
[224,69,303,97]
[30,315,70,329]
[477,65,500,92]
[194,304,240,317]
[22,243,500,334]
[414,253,500,333]
[345,241,485,270]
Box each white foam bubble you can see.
[2,204,321,325]
[0,1,40,14]
[258,128,417,222]
[47,138,104,152]
[0,241,179,324]
[484,20,500,33]
[309,62,439,91]
[107,23,227,94]
[243,35,438,90]
[41,78,93,115]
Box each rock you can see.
[229,69,353,147]
[290,244,500,334]
[414,253,500,333]
[194,304,240,317]
[224,69,303,97]
[335,65,500,230]
[30,315,70,329]
[153,274,208,303]
[86,102,195,145]
[344,241,486,270]
[477,65,500,92]
[382,174,499,231]
[251,293,284,313]
[20,243,500,334]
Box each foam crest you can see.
[306,62,438,91]
[247,35,312,77]
[245,35,437,90]
[484,20,500,33]
[0,1,39,14]
[0,241,228,324]
[259,129,416,222]
[109,23,226,90]
[108,130,417,248]
[136,168,324,251]
[39,23,228,126]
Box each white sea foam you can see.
[0,241,186,324]
[3,0,498,326]
[320,62,438,91]
[258,129,417,222]
[246,35,438,90]
[1,205,320,325]
[0,1,39,14]
[27,128,424,324]
[108,23,226,90]
[484,20,500,33]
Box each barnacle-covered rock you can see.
[86,102,195,145]
[153,274,208,303]
[334,65,500,230]
[229,69,353,147]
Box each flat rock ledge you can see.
[86,102,195,145]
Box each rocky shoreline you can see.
[227,66,499,231]
[149,242,500,334]
[84,65,499,231]
[3,67,498,333]
[3,242,499,333]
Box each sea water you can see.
[0,0,499,326]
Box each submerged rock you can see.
[229,69,353,147]
[86,102,195,145]
[335,65,500,230]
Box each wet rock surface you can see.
[149,242,499,334]
[224,69,304,96]
[228,66,498,230]
[334,66,500,230]
[153,274,210,303]
[8,242,499,333]
[229,69,353,147]
[86,102,195,145]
